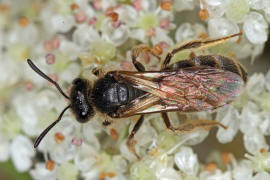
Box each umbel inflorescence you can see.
[0,0,270,180]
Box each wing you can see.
[114,66,244,116]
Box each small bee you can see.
[27,32,247,159]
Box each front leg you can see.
[102,119,112,126]
[92,67,105,77]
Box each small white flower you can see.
[59,39,80,61]
[0,58,22,87]
[231,37,253,59]
[184,130,209,146]
[110,174,126,180]
[245,151,270,173]
[132,120,157,147]
[115,5,138,27]
[58,161,79,180]
[151,27,174,46]
[175,23,207,42]
[59,63,81,83]
[12,89,63,137]
[82,119,102,151]
[155,167,182,180]
[248,0,265,10]
[37,117,77,164]
[139,0,158,12]
[265,69,270,91]
[74,0,95,17]
[199,169,232,180]
[1,1,270,179]
[240,101,261,135]
[7,24,39,47]
[243,11,268,44]
[251,44,265,63]
[253,171,270,180]
[174,0,195,12]
[129,28,147,43]
[74,143,98,172]
[232,160,253,180]
[82,167,100,180]
[208,17,239,39]
[72,25,100,49]
[128,1,175,45]
[174,146,199,176]
[243,130,268,154]
[216,105,240,143]
[10,135,35,172]
[204,0,230,18]
[258,112,270,135]
[112,155,128,174]
[120,139,138,162]
[30,163,58,180]
[0,137,9,162]
[101,19,130,46]
[51,15,75,33]
[98,0,117,11]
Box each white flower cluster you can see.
[0,0,270,180]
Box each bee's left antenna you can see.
[34,105,71,148]
[27,59,69,99]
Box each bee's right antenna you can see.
[34,105,70,148]
[27,59,69,100]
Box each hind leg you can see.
[161,33,242,69]
[161,112,227,133]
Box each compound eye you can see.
[72,78,83,85]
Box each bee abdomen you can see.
[208,55,247,83]
[167,55,247,83]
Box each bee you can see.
[27,32,247,159]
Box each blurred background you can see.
[1,0,270,179]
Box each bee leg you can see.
[132,45,161,72]
[161,113,227,133]
[102,119,112,126]
[127,115,144,160]
[92,67,105,77]
[161,32,242,69]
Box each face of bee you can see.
[70,78,94,123]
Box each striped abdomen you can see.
[166,55,247,83]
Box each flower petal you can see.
[10,135,35,172]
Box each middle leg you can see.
[127,115,144,159]
[131,45,161,72]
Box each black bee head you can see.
[70,78,94,123]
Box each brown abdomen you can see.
[166,55,248,83]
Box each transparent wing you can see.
[116,66,244,113]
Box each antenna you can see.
[34,105,70,148]
[27,59,71,148]
[27,59,69,99]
